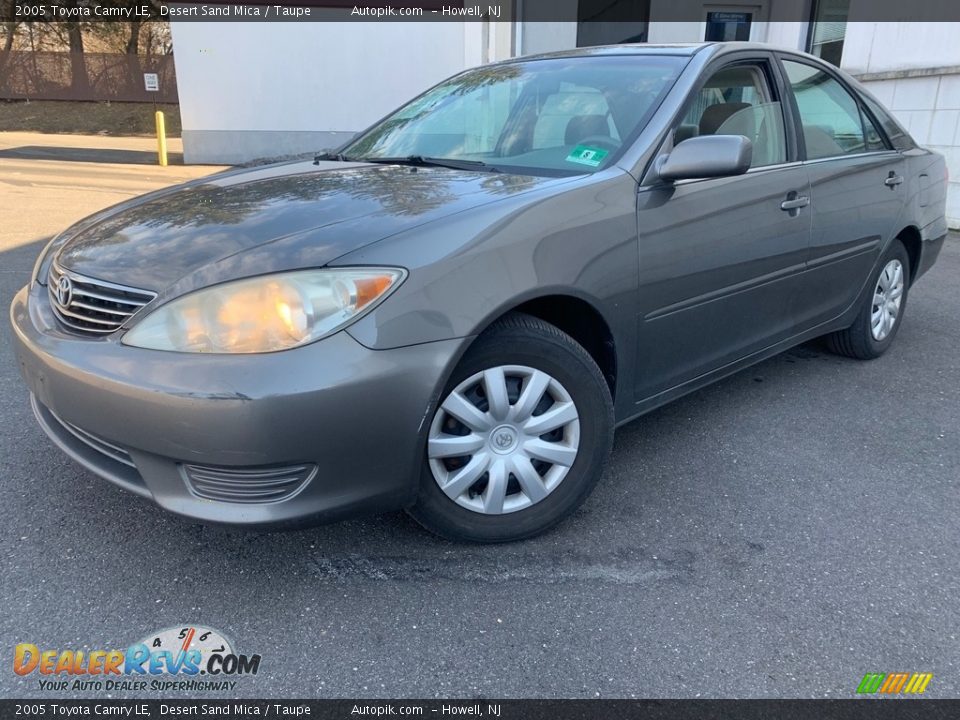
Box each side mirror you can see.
[656,134,753,182]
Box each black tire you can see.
[408,312,614,543]
[825,239,911,360]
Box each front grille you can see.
[47,408,136,468]
[182,463,317,504]
[48,260,156,335]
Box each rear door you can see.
[778,56,908,330]
[634,52,812,402]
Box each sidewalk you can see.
[0,132,227,252]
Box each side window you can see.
[861,94,912,150]
[861,108,886,151]
[675,63,786,168]
[782,59,880,159]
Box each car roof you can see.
[512,43,709,62]
[507,41,800,64]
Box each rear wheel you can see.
[408,313,614,542]
[825,239,910,360]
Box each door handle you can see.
[885,174,904,188]
[780,196,810,211]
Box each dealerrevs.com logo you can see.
[856,672,933,695]
[13,625,261,693]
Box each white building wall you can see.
[518,21,578,56]
[762,22,806,50]
[841,23,960,228]
[840,21,960,75]
[645,21,700,44]
[171,20,508,164]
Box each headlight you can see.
[122,268,405,353]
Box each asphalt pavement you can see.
[1,137,958,699]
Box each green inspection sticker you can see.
[566,145,609,167]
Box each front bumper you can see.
[10,283,463,528]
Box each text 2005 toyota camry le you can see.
[11,43,948,541]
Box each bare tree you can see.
[0,0,19,55]
[64,18,89,92]
[0,1,171,99]
[0,16,18,90]
[125,19,140,54]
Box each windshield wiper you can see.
[357,155,499,172]
[313,151,348,164]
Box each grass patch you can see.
[0,100,182,137]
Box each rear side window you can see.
[782,59,888,159]
[861,93,912,150]
[862,108,886,151]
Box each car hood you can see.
[52,161,566,291]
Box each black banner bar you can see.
[3,700,960,719]
[3,0,960,23]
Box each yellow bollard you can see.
[155,111,168,167]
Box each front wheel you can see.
[825,239,911,360]
[408,313,614,542]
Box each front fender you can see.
[339,169,640,352]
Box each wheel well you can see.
[897,226,922,281]
[509,295,617,399]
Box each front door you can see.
[634,57,811,402]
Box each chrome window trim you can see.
[800,149,902,166]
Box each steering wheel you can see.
[572,135,619,151]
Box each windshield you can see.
[343,55,685,176]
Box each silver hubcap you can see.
[871,259,905,341]
[427,365,581,515]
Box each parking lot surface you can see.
[1,139,958,698]
[0,131,222,252]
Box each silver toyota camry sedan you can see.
[10,43,948,542]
